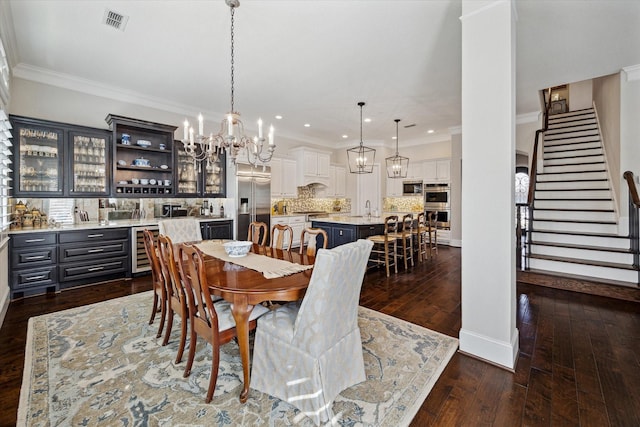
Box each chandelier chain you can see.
[230,6,235,113]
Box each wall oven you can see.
[425,209,450,230]
[424,183,450,229]
[402,180,423,196]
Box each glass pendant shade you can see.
[347,102,376,174]
[386,119,409,178]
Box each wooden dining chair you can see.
[299,227,328,257]
[177,243,268,403]
[367,215,398,277]
[248,221,268,246]
[271,224,293,250]
[142,229,167,338]
[156,234,190,371]
[412,212,429,262]
[391,213,414,270]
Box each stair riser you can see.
[534,199,614,210]
[529,245,633,264]
[533,211,616,222]
[543,163,605,173]
[545,130,600,140]
[544,135,601,146]
[544,155,604,166]
[544,148,603,160]
[532,220,617,234]
[528,258,638,284]
[529,231,630,249]
[549,111,594,122]
[548,119,596,129]
[536,180,609,190]
[546,124,598,135]
[537,171,607,182]
[535,190,611,199]
[544,141,601,153]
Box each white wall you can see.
[620,65,640,229]
[569,79,593,111]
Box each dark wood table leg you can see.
[231,294,253,403]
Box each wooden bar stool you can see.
[367,215,398,277]
[427,211,438,258]
[412,212,429,262]
[392,213,414,270]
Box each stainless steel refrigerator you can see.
[236,163,271,244]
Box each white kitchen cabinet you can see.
[386,176,403,197]
[271,215,305,249]
[271,157,298,198]
[422,159,450,183]
[328,165,346,197]
[292,147,330,186]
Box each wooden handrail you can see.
[623,171,640,208]
[526,88,552,207]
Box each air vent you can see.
[404,123,417,128]
[103,8,129,32]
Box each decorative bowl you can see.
[140,178,149,185]
[117,159,127,166]
[131,178,140,185]
[133,157,151,167]
[136,140,152,147]
[223,240,252,258]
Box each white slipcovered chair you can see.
[251,239,374,425]
[158,218,202,243]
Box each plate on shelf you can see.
[136,140,152,147]
[118,180,128,185]
[160,164,169,169]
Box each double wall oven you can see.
[424,183,450,229]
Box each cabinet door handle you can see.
[87,234,104,238]
[88,266,105,272]
[24,275,47,281]
[24,255,46,260]
[25,238,45,243]
[88,248,104,253]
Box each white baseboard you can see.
[0,291,7,329]
[459,327,519,370]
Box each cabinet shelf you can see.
[116,144,171,154]
[116,165,172,173]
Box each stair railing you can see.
[521,88,552,270]
[623,171,640,279]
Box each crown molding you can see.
[623,64,640,82]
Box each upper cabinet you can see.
[386,176,403,197]
[175,144,226,197]
[292,147,330,186]
[11,115,111,198]
[106,114,176,197]
[271,157,297,198]
[422,159,450,183]
[328,165,346,197]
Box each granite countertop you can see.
[312,215,386,226]
[8,216,232,234]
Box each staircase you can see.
[527,108,639,287]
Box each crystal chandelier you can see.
[181,0,275,168]
[386,119,409,178]
[347,102,376,174]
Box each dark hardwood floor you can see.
[1,246,639,426]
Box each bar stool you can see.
[427,211,438,258]
[248,221,268,246]
[392,213,414,270]
[412,212,428,262]
[367,215,398,277]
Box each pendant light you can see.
[386,119,409,178]
[347,102,376,174]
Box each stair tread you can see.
[533,208,614,212]
[535,188,610,191]
[538,170,606,176]
[529,240,631,253]
[530,229,628,238]
[521,269,639,289]
[544,153,603,159]
[529,253,636,270]
[532,218,616,225]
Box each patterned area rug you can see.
[18,292,458,426]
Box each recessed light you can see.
[342,134,348,139]
[364,118,372,123]
[304,123,311,127]
[392,136,397,140]
[275,115,283,120]
[427,129,435,134]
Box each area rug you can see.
[18,291,458,426]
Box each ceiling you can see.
[2,0,639,149]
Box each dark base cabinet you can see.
[9,228,131,299]
[200,220,233,240]
[311,221,384,249]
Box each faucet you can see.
[365,199,371,220]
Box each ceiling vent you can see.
[404,123,417,128]
[102,8,129,32]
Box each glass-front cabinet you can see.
[175,144,226,197]
[11,116,111,197]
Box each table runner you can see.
[195,241,313,279]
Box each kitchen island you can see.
[311,216,386,248]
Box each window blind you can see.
[0,109,12,239]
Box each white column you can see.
[459,0,518,369]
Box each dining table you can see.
[197,242,315,403]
